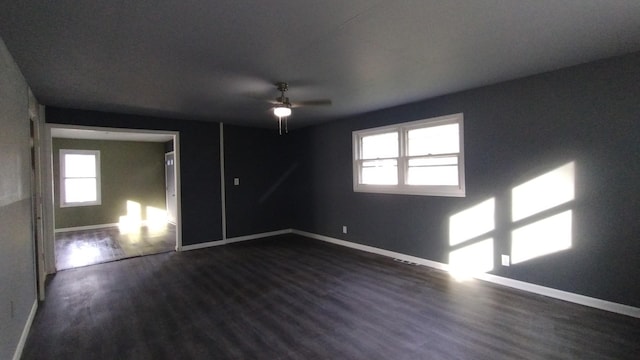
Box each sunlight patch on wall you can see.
[119,201,168,237]
[511,162,575,264]
[449,239,494,281]
[119,200,142,236]
[449,198,495,246]
[448,198,495,281]
[512,162,575,222]
[512,210,572,264]
[146,206,168,232]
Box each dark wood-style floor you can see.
[55,224,176,270]
[24,234,640,359]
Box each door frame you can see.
[28,91,47,300]
[42,124,183,274]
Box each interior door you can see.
[165,152,177,224]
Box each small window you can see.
[60,149,101,207]
[353,113,465,197]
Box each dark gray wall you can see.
[44,52,640,309]
[0,37,36,360]
[290,52,640,308]
[46,108,223,246]
[52,139,166,229]
[223,125,296,237]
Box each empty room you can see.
[1,2,640,359]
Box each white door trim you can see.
[220,123,227,241]
[28,92,47,300]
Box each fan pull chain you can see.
[277,116,289,135]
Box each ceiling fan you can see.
[271,81,331,134]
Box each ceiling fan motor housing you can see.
[276,82,289,93]
[275,82,291,106]
[276,96,291,106]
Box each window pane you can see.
[361,132,398,159]
[361,159,397,185]
[65,154,96,177]
[65,178,97,203]
[408,123,459,156]
[408,156,457,167]
[407,164,458,185]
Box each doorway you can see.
[43,125,182,272]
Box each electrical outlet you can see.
[501,254,510,267]
[233,178,240,186]
[342,226,347,234]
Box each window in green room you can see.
[60,149,101,207]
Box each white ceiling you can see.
[2,1,640,129]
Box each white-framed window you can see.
[353,113,465,197]
[60,149,101,207]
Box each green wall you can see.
[53,138,167,229]
[0,35,37,360]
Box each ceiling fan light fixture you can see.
[274,106,291,117]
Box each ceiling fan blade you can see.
[241,91,273,103]
[291,99,332,108]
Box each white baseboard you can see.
[292,230,640,319]
[226,229,292,244]
[55,220,177,233]
[54,223,119,233]
[180,239,226,251]
[181,229,292,251]
[475,272,640,318]
[13,299,38,360]
[292,230,449,271]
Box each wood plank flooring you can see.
[23,234,640,359]
[55,224,176,270]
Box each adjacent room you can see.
[1,1,640,359]
[50,129,178,270]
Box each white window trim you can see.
[59,149,102,207]
[353,113,465,197]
